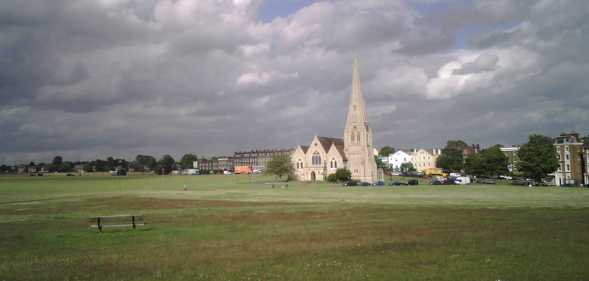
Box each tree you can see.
[379,146,395,157]
[52,156,63,166]
[135,155,157,171]
[334,168,352,182]
[480,145,509,176]
[179,153,198,169]
[400,162,416,174]
[437,140,468,172]
[518,134,559,182]
[157,155,176,175]
[265,154,293,181]
[374,156,386,169]
[464,145,508,177]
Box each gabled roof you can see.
[300,145,309,154]
[394,149,413,155]
[333,143,347,161]
[317,136,344,152]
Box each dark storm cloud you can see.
[1,0,588,163]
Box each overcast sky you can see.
[1,0,588,163]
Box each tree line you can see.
[435,134,569,182]
[1,153,202,175]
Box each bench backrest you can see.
[89,215,144,232]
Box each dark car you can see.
[408,179,419,185]
[343,180,358,187]
[476,177,497,184]
[374,181,385,186]
[511,178,531,186]
[359,182,371,186]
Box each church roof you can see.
[317,136,347,161]
[317,136,343,151]
[300,145,309,153]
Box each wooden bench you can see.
[89,215,145,232]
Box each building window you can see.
[566,154,570,160]
[565,146,569,152]
[331,158,337,169]
[566,164,570,171]
[312,152,321,166]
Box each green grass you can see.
[1,175,588,280]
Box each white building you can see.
[381,150,413,170]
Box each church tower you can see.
[344,58,378,183]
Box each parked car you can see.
[359,182,372,186]
[476,177,497,184]
[408,179,419,185]
[343,180,359,187]
[511,178,532,186]
[454,176,471,185]
[430,176,446,185]
[374,181,385,186]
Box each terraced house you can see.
[553,132,587,186]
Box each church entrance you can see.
[310,172,316,182]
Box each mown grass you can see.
[1,175,589,280]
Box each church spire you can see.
[346,57,368,125]
[343,57,377,183]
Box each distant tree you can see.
[83,163,94,173]
[334,168,352,182]
[379,146,395,157]
[374,156,386,169]
[265,154,293,181]
[135,155,158,171]
[436,140,468,172]
[93,159,109,172]
[464,145,508,177]
[447,140,469,151]
[400,162,416,174]
[480,145,509,176]
[106,157,116,171]
[518,134,559,182]
[583,135,589,147]
[464,154,483,176]
[0,165,10,173]
[179,153,198,169]
[157,155,176,175]
[52,156,63,166]
[61,162,74,173]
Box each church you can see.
[291,58,378,183]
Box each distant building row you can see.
[379,149,442,172]
[195,149,293,173]
[498,132,588,186]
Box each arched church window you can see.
[356,132,361,144]
[351,132,355,143]
[331,158,337,169]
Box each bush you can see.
[334,168,351,182]
[326,174,338,183]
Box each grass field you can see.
[1,175,589,280]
